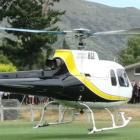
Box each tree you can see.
[0,51,12,64]
[118,36,140,66]
[0,0,64,70]
[62,38,70,49]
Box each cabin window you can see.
[110,70,117,86]
[117,69,129,87]
[134,67,140,75]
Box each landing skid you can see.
[79,103,132,134]
[34,101,132,134]
[34,101,76,128]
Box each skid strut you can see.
[79,103,132,134]
[102,108,132,131]
[34,101,75,128]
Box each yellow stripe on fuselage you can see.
[54,50,128,101]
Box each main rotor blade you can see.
[0,27,69,35]
[93,28,140,36]
[1,27,140,37]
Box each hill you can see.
[0,0,140,60]
[54,0,140,60]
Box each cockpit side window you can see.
[46,58,63,70]
[46,58,68,76]
[110,70,117,86]
[117,69,129,87]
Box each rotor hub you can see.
[73,28,91,50]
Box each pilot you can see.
[55,58,62,67]
[46,58,62,70]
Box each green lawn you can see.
[0,120,140,140]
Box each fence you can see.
[0,103,41,122]
[0,98,75,123]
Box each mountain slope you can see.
[0,0,140,60]
[55,0,140,60]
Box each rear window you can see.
[134,67,140,75]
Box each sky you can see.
[86,0,140,9]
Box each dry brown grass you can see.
[18,104,140,123]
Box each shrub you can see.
[0,64,16,72]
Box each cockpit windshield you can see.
[117,69,129,87]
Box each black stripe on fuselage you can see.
[0,74,119,102]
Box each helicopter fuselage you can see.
[0,49,132,108]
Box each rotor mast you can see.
[73,28,91,50]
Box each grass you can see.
[0,104,140,140]
[0,120,140,140]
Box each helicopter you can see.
[0,27,138,134]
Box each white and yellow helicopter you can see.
[0,27,137,134]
